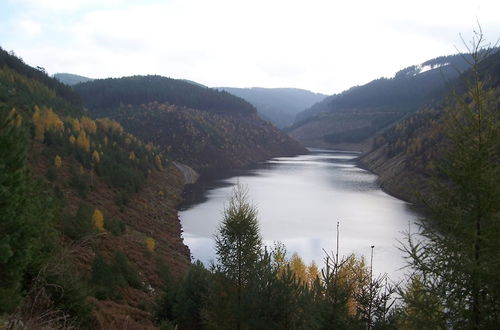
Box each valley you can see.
[1,25,499,329]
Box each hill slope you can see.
[74,76,307,171]
[359,49,500,202]
[1,47,190,328]
[218,87,326,128]
[288,53,472,150]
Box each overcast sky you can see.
[1,0,499,94]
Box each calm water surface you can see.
[179,149,420,280]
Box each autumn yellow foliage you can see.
[145,237,156,252]
[76,131,90,152]
[92,209,105,231]
[80,116,97,134]
[128,151,136,160]
[154,155,162,170]
[70,118,81,132]
[8,108,22,128]
[290,253,307,283]
[54,155,62,168]
[92,150,100,163]
[32,106,64,142]
[96,118,123,135]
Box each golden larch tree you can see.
[92,150,100,164]
[154,155,163,170]
[92,209,105,231]
[54,155,62,168]
[80,116,97,134]
[76,131,90,152]
[289,253,307,283]
[145,237,155,252]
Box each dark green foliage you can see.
[288,52,485,146]
[104,216,126,236]
[91,255,117,300]
[215,185,262,284]
[45,166,57,181]
[72,75,305,171]
[241,252,320,330]
[154,259,178,324]
[97,157,146,193]
[74,75,256,115]
[296,53,473,123]
[91,252,142,300]
[61,203,94,240]
[0,47,82,115]
[323,112,403,143]
[174,261,211,330]
[158,320,177,330]
[394,276,445,329]
[69,170,90,198]
[43,267,93,327]
[0,110,58,313]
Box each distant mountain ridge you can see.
[218,87,326,128]
[53,72,94,85]
[289,53,473,149]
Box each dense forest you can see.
[74,76,256,116]
[288,53,475,148]
[73,76,306,171]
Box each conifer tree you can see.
[213,184,262,329]
[404,30,500,328]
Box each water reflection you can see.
[179,149,419,280]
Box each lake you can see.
[178,149,420,280]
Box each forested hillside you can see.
[218,87,326,128]
[359,49,500,202]
[74,77,306,171]
[75,76,255,115]
[0,47,190,329]
[288,53,473,149]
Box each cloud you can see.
[14,0,124,12]
[18,19,42,37]
[3,0,500,94]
